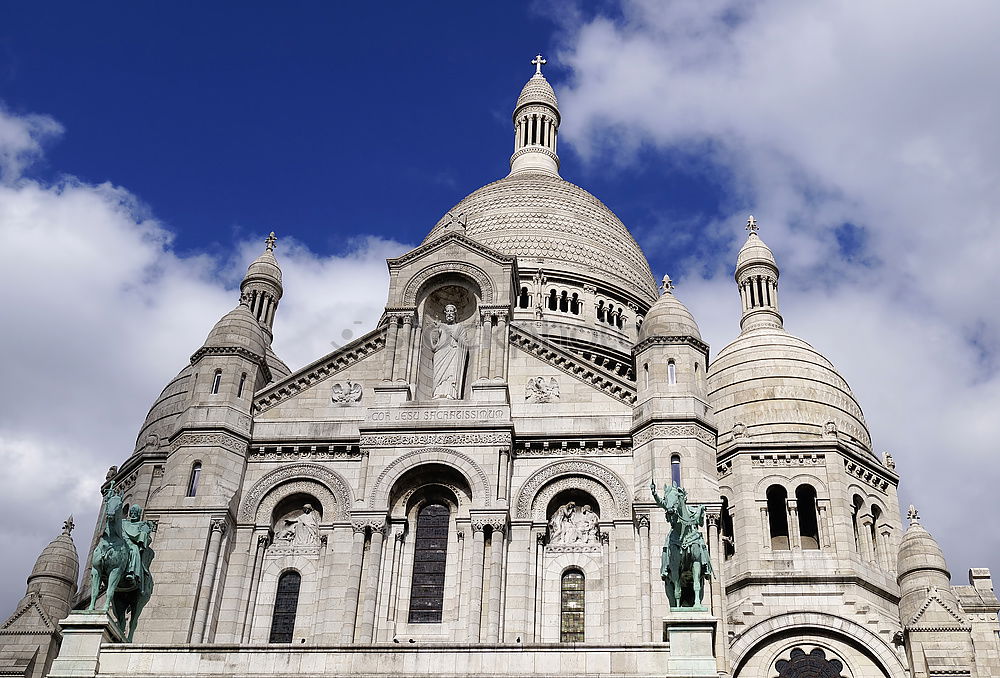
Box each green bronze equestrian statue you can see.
[87,482,156,641]
[650,480,713,609]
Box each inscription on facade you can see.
[366,407,506,423]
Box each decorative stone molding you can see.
[844,459,890,492]
[402,261,496,305]
[750,453,825,467]
[368,447,490,507]
[265,544,320,559]
[509,145,558,165]
[515,439,631,457]
[472,517,506,533]
[254,479,338,527]
[632,335,710,359]
[545,543,601,554]
[253,327,386,415]
[514,459,630,520]
[173,432,248,455]
[509,326,636,405]
[190,346,269,382]
[360,432,511,448]
[249,445,361,461]
[239,464,354,523]
[529,476,616,524]
[717,459,734,478]
[632,423,716,447]
[392,231,514,270]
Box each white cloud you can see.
[556,0,1000,580]
[0,106,407,614]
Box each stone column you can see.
[859,514,875,564]
[532,530,544,641]
[601,531,611,640]
[636,514,652,642]
[582,284,596,320]
[817,500,832,550]
[497,448,510,503]
[393,315,413,381]
[387,527,406,623]
[479,313,493,381]
[382,317,399,381]
[499,311,511,380]
[342,523,367,642]
[787,499,802,550]
[878,524,893,571]
[358,522,386,642]
[240,533,270,642]
[191,518,226,643]
[706,512,730,671]
[466,523,486,641]
[760,505,771,550]
[487,522,506,641]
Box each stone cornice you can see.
[509,325,636,405]
[632,335,710,360]
[388,231,515,269]
[253,326,387,415]
[190,346,271,383]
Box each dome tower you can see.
[509,55,560,176]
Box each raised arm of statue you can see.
[650,480,668,510]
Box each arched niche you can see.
[388,463,472,520]
[239,464,353,525]
[369,447,489,509]
[414,277,481,401]
[516,460,630,521]
[403,262,493,306]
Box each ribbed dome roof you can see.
[134,363,193,453]
[29,529,78,589]
[204,304,268,356]
[707,326,872,451]
[898,517,950,583]
[424,172,659,303]
[246,249,282,283]
[516,73,559,112]
[639,284,702,342]
[736,232,777,271]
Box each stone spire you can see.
[735,215,782,332]
[509,55,561,176]
[23,516,80,623]
[240,231,284,340]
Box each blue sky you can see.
[1,2,720,265]
[2,1,1000,615]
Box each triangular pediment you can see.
[907,588,968,628]
[0,594,56,633]
[388,230,514,270]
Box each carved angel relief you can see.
[332,381,363,405]
[526,376,560,403]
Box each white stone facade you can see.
[8,59,1000,678]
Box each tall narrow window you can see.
[548,289,558,311]
[408,503,449,623]
[767,485,790,550]
[237,372,247,398]
[721,496,736,559]
[268,570,301,643]
[559,290,569,313]
[796,485,820,549]
[186,462,202,497]
[518,287,530,309]
[643,363,649,388]
[571,293,581,315]
[870,505,882,562]
[670,454,682,487]
[560,569,585,642]
[667,360,677,385]
[211,370,222,395]
[851,495,864,553]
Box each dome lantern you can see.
[240,231,284,341]
[509,55,560,176]
[736,215,782,333]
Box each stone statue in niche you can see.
[276,503,321,546]
[430,304,470,400]
[525,376,560,403]
[547,502,599,545]
[332,381,362,405]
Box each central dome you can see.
[424,172,659,304]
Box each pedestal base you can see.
[48,611,123,678]
[470,380,508,403]
[373,382,411,405]
[662,612,718,675]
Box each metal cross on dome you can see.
[265,231,277,252]
[532,54,546,75]
[746,215,759,234]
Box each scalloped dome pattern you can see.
[424,173,659,303]
[516,74,558,111]
[707,327,872,452]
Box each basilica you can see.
[3,58,1000,678]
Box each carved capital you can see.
[210,518,227,535]
[320,534,328,547]
[394,529,406,543]
[634,514,650,530]
[705,512,720,528]
[536,532,546,546]
[351,522,369,534]
[256,534,271,549]
[599,531,610,546]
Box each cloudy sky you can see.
[2,1,998,614]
